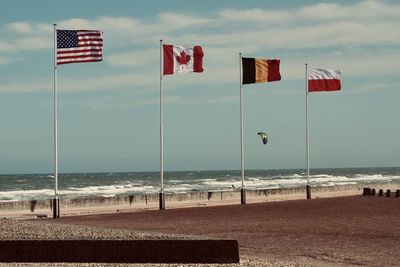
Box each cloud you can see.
[58,17,140,33]
[0,81,50,93]
[219,1,400,23]
[7,22,33,33]
[0,55,21,65]
[158,12,211,29]
[15,37,52,50]
[106,49,158,67]
[177,20,400,50]
[0,45,398,94]
[351,83,395,94]
[185,95,237,105]
[0,71,155,93]
[0,1,399,94]
[59,72,157,93]
[84,95,181,110]
[218,8,292,24]
[0,37,51,53]
[5,21,51,34]
[0,21,51,52]
[0,41,17,52]
[83,93,237,110]
[1,1,399,53]
[57,13,211,46]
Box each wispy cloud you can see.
[2,1,398,52]
[6,22,34,34]
[106,49,158,67]
[5,21,51,34]
[84,95,181,110]
[158,12,211,29]
[0,46,398,94]
[83,94,238,111]
[351,82,395,94]
[0,55,21,65]
[0,1,399,94]
[0,80,50,93]
[60,72,158,93]
[219,1,400,23]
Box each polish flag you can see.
[308,68,342,92]
[163,45,204,75]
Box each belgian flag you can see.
[242,58,281,84]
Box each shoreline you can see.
[1,182,399,218]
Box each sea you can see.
[0,167,399,202]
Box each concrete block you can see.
[0,240,239,263]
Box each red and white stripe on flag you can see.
[163,45,204,75]
[57,30,103,65]
[308,68,342,92]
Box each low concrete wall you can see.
[1,183,399,215]
[0,240,239,263]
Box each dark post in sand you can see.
[159,192,165,210]
[241,188,246,204]
[306,185,311,199]
[52,198,59,218]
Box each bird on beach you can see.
[258,132,268,145]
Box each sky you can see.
[0,0,399,174]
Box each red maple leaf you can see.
[176,51,191,65]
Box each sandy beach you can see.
[3,183,399,218]
[1,192,399,266]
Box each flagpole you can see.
[159,40,165,210]
[53,24,60,218]
[239,53,246,204]
[305,63,311,199]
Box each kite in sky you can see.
[258,132,268,145]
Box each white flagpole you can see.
[159,40,165,210]
[239,53,246,204]
[305,63,311,199]
[53,24,60,218]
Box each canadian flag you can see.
[163,45,204,75]
[308,68,342,92]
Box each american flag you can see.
[57,30,103,65]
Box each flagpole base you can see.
[159,192,165,210]
[52,199,60,218]
[241,188,246,205]
[306,185,311,199]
